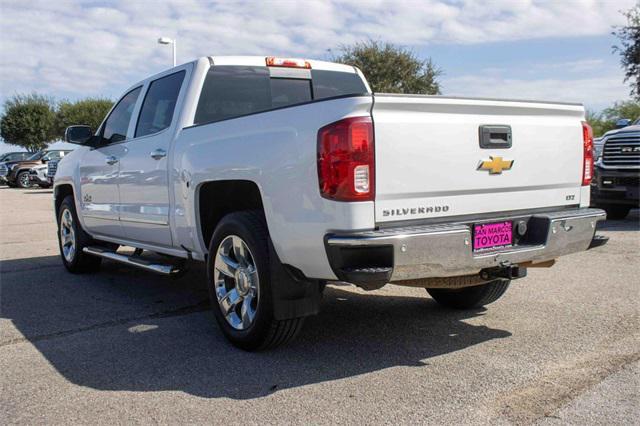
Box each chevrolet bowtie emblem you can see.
[477,156,514,174]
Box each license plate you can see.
[473,221,513,251]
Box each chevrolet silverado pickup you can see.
[55,56,608,350]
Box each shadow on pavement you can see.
[597,209,640,232]
[1,254,511,399]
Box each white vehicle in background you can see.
[28,163,50,188]
[55,56,608,350]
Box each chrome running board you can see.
[83,246,183,275]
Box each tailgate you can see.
[372,95,586,223]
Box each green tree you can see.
[613,5,640,100]
[55,98,113,138]
[0,94,57,151]
[334,40,442,94]
[587,100,640,137]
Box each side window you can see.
[135,71,185,138]
[311,70,368,99]
[102,87,142,144]
[43,151,61,161]
[195,66,271,124]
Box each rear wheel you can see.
[57,195,102,273]
[426,280,510,309]
[207,211,304,351]
[603,205,631,220]
[16,171,31,188]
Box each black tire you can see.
[426,279,510,310]
[57,195,102,273]
[206,211,304,351]
[16,171,32,188]
[603,205,631,220]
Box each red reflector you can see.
[265,56,311,69]
[317,116,374,202]
[582,121,594,186]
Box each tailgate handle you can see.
[479,125,512,149]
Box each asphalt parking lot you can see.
[1,187,638,424]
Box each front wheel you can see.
[426,280,511,309]
[207,211,304,351]
[57,195,102,273]
[16,171,32,188]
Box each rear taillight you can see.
[582,121,594,186]
[317,116,374,201]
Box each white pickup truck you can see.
[55,56,608,350]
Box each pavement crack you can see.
[0,301,210,348]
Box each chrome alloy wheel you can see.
[213,235,259,330]
[19,172,31,188]
[60,208,76,263]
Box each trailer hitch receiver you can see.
[480,264,527,281]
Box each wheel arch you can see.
[13,168,32,183]
[54,183,75,217]
[196,179,266,255]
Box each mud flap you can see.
[268,241,321,320]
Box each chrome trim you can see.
[119,216,169,225]
[150,148,167,160]
[83,246,181,275]
[105,156,119,165]
[327,208,606,281]
[600,131,640,169]
[119,204,170,225]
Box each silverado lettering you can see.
[382,205,450,217]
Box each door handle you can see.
[105,156,119,165]
[150,149,167,160]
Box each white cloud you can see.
[0,0,635,101]
[442,73,630,111]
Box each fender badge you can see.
[477,156,514,174]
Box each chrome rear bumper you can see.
[326,208,606,282]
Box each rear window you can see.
[311,69,368,100]
[194,65,368,125]
[271,78,312,108]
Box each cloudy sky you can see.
[0,0,636,119]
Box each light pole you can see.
[157,37,176,67]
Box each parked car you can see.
[28,164,51,188]
[0,152,30,162]
[591,120,639,219]
[0,149,71,188]
[0,152,30,184]
[55,56,607,350]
